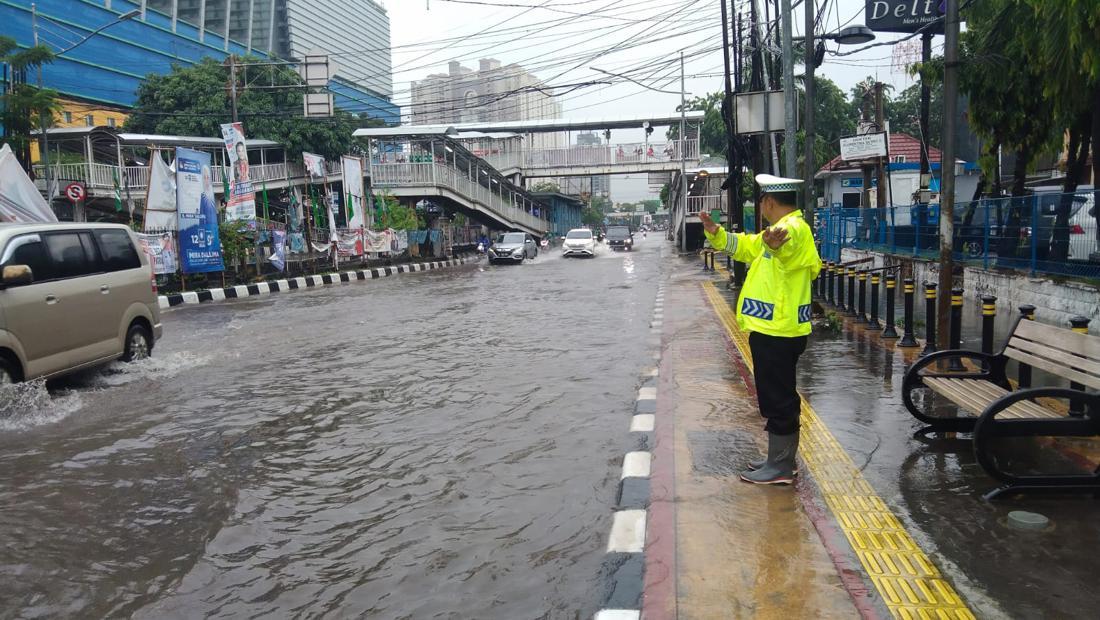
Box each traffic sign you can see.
[64,182,86,204]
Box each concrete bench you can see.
[902,317,1100,498]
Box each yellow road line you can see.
[703,281,976,620]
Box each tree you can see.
[529,180,560,193]
[889,81,943,150]
[0,37,60,171]
[795,76,856,171]
[670,92,725,159]
[640,199,661,214]
[125,57,386,160]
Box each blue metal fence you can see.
[817,191,1099,279]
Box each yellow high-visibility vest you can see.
[705,209,822,337]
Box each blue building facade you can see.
[0,0,398,122]
[531,192,585,237]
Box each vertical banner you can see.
[136,232,179,274]
[220,122,257,226]
[342,155,365,229]
[175,147,225,273]
[143,153,177,231]
[303,152,326,179]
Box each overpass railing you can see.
[33,161,339,194]
[371,162,548,232]
[520,139,699,171]
[687,194,727,216]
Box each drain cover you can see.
[1007,510,1049,531]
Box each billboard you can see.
[220,122,257,226]
[175,147,224,273]
[303,152,326,179]
[734,90,788,135]
[866,0,945,34]
[342,155,366,229]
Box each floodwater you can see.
[0,241,666,619]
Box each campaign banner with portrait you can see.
[175,148,224,273]
[269,229,287,271]
[136,232,179,274]
[220,122,257,226]
[364,229,391,254]
[336,229,364,257]
[143,153,177,231]
[303,152,326,179]
[342,155,366,229]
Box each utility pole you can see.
[32,3,53,207]
[748,1,764,232]
[780,0,796,178]
[720,0,736,230]
[679,51,687,253]
[730,3,746,285]
[803,0,815,225]
[919,32,933,178]
[875,82,886,210]
[937,0,960,349]
[228,55,240,122]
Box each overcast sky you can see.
[379,0,943,201]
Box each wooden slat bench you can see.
[902,317,1100,498]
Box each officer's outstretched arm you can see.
[704,226,763,264]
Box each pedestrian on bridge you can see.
[698,174,822,485]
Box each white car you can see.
[562,228,596,258]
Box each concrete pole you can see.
[32,4,53,203]
[937,0,959,349]
[803,0,815,225]
[680,51,687,253]
[780,0,796,178]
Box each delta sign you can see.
[866,0,946,34]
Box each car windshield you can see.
[496,233,526,244]
[566,230,592,240]
[607,227,631,239]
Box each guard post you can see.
[948,288,965,370]
[846,268,857,316]
[882,274,898,337]
[899,278,918,346]
[837,266,846,311]
[826,262,835,305]
[1069,316,1091,416]
[857,271,868,322]
[868,273,882,329]
[922,282,938,355]
[980,296,997,354]
[1017,305,1036,387]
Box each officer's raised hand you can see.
[698,211,718,235]
[762,226,789,250]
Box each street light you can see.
[802,22,877,225]
[33,6,141,218]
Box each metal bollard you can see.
[825,263,834,305]
[1068,316,1090,416]
[948,288,965,370]
[1017,305,1036,387]
[868,274,882,329]
[857,272,868,321]
[980,296,997,355]
[882,275,898,337]
[837,266,846,311]
[899,278,918,346]
[922,282,938,355]
[846,268,857,316]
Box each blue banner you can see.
[175,148,224,273]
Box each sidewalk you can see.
[640,259,977,620]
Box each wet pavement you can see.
[0,241,666,618]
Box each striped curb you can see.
[595,284,664,619]
[158,256,472,309]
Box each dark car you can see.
[488,232,538,264]
[606,225,634,251]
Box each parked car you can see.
[606,225,634,251]
[562,228,596,258]
[0,223,162,383]
[488,232,538,264]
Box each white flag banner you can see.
[143,153,178,231]
[342,155,365,229]
[0,144,58,223]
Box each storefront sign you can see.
[866,0,945,34]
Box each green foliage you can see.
[381,203,423,230]
[670,92,726,159]
[530,181,560,193]
[640,199,661,213]
[0,36,59,169]
[125,57,387,160]
[218,219,252,267]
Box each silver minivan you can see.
[0,223,163,383]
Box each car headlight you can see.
[513,248,524,255]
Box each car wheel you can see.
[0,358,18,385]
[123,323,152,362]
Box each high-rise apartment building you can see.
[2,0,397,122]
[411,59,562,148]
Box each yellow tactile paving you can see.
[702,281,976,620]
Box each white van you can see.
[0,223,163,383]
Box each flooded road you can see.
[0,241,665,619]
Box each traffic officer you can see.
[698,174,822,485]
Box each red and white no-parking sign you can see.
[64,182,86,204]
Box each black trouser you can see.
[748,331,808,436]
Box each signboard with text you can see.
[840,132,888,161]
[866,0,945,34]
[175,148,224,274]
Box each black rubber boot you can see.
[748,454,799,475]
[740,432,798,485]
